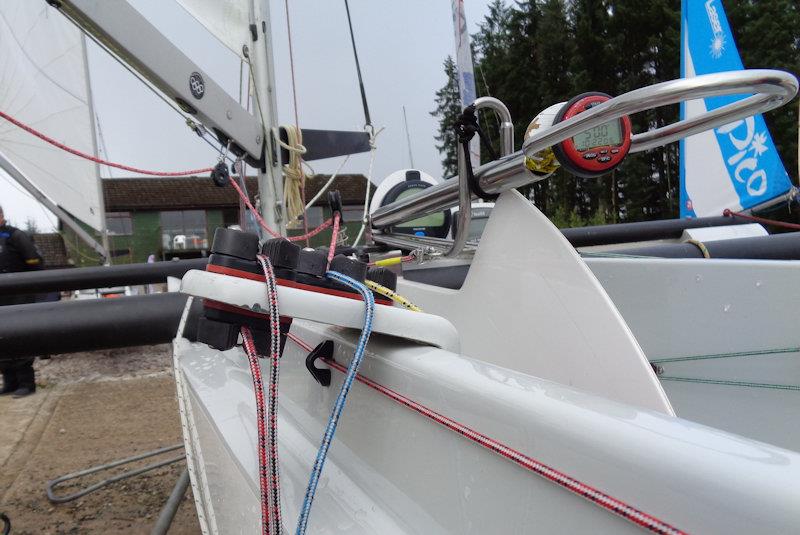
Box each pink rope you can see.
[326,212,341,268]
[228,175,335,243]
[0,109,213,176]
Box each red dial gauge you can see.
[552,92,632,178]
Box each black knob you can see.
[261,238,300,270]
[211,227,259,261]
[329,255,367,283]
[366,267,397,291]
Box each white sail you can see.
[173,0,251,57]
[0,2,103,231]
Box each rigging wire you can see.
[303,154,351,211]
[227,172,335,242]
[343,0,372,128]
[282,0,311,244]
[295,271,375,535]
[351,128,384,246]
[722,207,800,231]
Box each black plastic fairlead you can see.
[305,340,334,387]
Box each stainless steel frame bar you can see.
[371,70,798,236]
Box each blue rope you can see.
[295,271,375,534]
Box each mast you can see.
[81,34,111,264]
[250,0,286,236]
[402,105,415,168]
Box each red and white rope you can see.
[240,327,271,535]
[0,109,213,176]
[257,254,283,533]
[286,333,687,535]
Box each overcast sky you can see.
[0,0,493,230]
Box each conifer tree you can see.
[432,0,799,225]
[430,56,462,177]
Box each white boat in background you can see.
[16,0,800,533]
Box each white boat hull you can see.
[174,191,800,533]
[175,324,800,534]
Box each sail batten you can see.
[0,1,103,231]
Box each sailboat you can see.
[7,0,799,533]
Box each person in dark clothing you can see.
[0,205,43,398]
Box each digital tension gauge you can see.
[525,92,633,179]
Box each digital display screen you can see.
[394,189,445,228]
[573,121,622,150]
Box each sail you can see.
[0,2,104,231]
[451,0,480,161]
[173,0,251,57]
[680,0,792,217]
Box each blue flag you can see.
[680,0,792,217]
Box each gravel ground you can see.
[34,344,175,386]
[0,345,202,534]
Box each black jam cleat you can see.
[211,227,260,261]
[366,267,397,292]
[329,255,367,283]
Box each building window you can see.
[107,212,133,235]
[161,210,208,250]
[222,208,240,228]
[304,206,324,227]
[342,206,365,223]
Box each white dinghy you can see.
[173,70,800,534]
[42,1,800,533]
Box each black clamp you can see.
[305,340,334,387]
[454,105,499,201]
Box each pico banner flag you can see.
[451,0,479,161]
[680,0,792,217]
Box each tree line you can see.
[431,0,800,226]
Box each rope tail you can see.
[295,271,375,534]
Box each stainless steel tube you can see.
[523,69,797,156]
[474,96,514,156]
[372,70,798,231]
[445,140,474,257]
[370,152,526,229]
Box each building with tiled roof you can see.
[63,174,373,266]
[33,233,73,269]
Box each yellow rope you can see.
[275,125,308,226]
[372,256,403,267]
[365,280,422,312]
[686,239,711,258]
